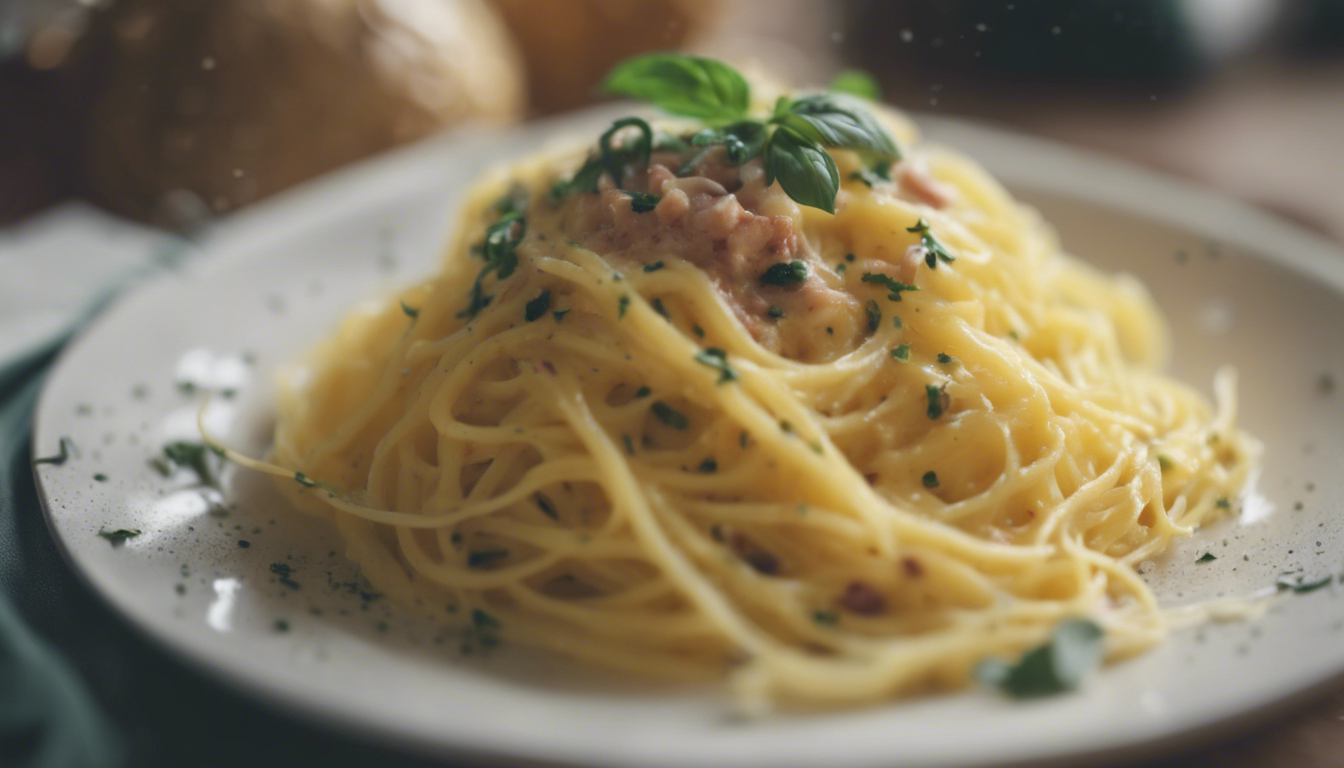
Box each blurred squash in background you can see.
[486,0,719,115]
[80,0,526,227]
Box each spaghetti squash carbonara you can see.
[233,58,1259,708]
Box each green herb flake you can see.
[34,437,73,466]
[634,386,651,398]
[621,434,635,455]
[159,441,225,487]
[552,309,569,323]
[892,316,903,329]
[524,290,551,322]
[93,473,108,482]
[400,300,419,319]
[629,192,660,213]
[907,217,955,269]
[1196,553,1217,564]
[926,384,948,420]
[766,306,785,319]
[812,609,839,626]
[274,619,290,633]
[891,344,911,361]
[698,457,718,473]
[97,527,141,545]
[922,471,939,488]
[460,211,526,318]
[618,295,631,318]
[865,300,882,334]
[694,347,738,384]
[651,401,690,430]
[1277,575,1333,594]
[270,562,302,589]
[861,272,919,301]
[651,297,670,319]
[643,261,665,273]
[760,260,809,287]
[937,353,957,365]
[293,472,343,499]
[1215,498,1231,509]
[975,618,1105,699]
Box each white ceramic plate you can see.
[33,112,1344,768]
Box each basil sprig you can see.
[602,55,750,122]
[597,54,901,214]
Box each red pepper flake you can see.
[837,581,887,615]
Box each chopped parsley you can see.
[766,306,785,319]
[629,191,660,213]
[861,272,919,300]
[618,295,631,318]
[97,528,141,545]
[922,471,939,488]
[1277,575,1333,594]
[698,457,718,473]
[524,290,551,322]
[907,217,955,268]
[891,344,910,361]
[759,260,809,287]
[1195,553,1217,564]
[270,562,302,589]
[294,472,344,499]
[937,353,957,365]
[552,309,569,323]
[651,401,690,429]
[926,384,948,420]
[155,441,225,487]
[694,347,738,384]
[811,609,839,626]
[460,211,526,319]
[643,261,665,273]
[34,437,73,466]
[865,300,882,333]
[975,618,1104,698]
[400,300,419,319]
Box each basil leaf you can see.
[775,94,900,160]
[829,69,882,101]
[765,128,840,214]
[976,618,1105,698]
[603,54,750,122]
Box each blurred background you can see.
[1,0,1341,238]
